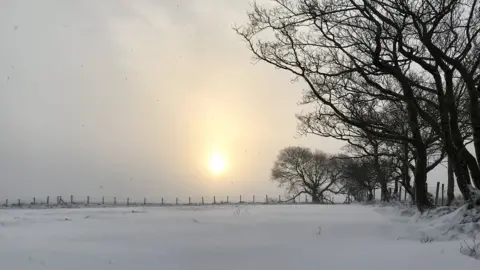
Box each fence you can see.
[382,181,452,206]
[1,182,455,209]
[0,194,323,209]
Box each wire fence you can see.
[0,194,326,209]
[379,181,459,206]
[0,181,462,209]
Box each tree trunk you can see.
[414,144,431,212]
[444,69,480,190]
[311,193,320,204]
[394,179,399,196]
[367,189,374,201]
[447,156,455,206]
[403,88,431,211]
[372,141,389,202]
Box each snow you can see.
[0,205,477,269]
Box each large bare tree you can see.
[236,0,480,211]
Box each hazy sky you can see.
[0,0,447,202]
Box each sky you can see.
[0,0,449,203]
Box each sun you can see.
[209,153,226,174]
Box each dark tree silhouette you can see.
[271,147,342,203]
[236,0,480,211]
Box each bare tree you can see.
[235,0,480,211]
[271,147,341,203]
[339,157,378,201]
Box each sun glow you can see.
[210,153,226,174]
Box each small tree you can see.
[271,147,341,203]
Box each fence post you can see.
[441,184,445,206]
[265,194,268,204]
[201,197,204,205]
[161,197,164,205]
[252,195,254,204]
[435,182,440,206]
[213,196,216,204]
[144,198,147,205]
[46,196,49,205]
[71,195,74,204]
[114,197,116,205]
[102,196,105,205]
[127,197,130,206]
[33,197,36,205]
[240,195,242,203]
[18,199,21,207]
[87,196,90,205]
[5,199,8,207]
[226,196,229,204]
[188,197,191,205]
[176,197,178,205]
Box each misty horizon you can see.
[0,0,448,201]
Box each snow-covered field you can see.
[0,205,477,269]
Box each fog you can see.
[0,0,447,201]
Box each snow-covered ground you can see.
[0,205,477,269]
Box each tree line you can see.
[235,0,480,212]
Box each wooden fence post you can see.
[144,198,147,205]
[441,184,445,206]
[114,197,116,205]
[71,195,74,204]
[265,194,268,204]
[127,197,130,206]
[18,199,21,207]
[5,199,8,207]
[201,197,204,205]
[226,196,229,204]
[46,196,49,205]
[435,182,440,206]
[213,196,216,204]
[161,197,164,205]
[33,197,36,205]
[102,196,105,205]
[87,196,90,205]
[188,197,191,205]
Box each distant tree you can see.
[271,146,341,203]
[339,157,378,202]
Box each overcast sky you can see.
[0,0,448,203]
